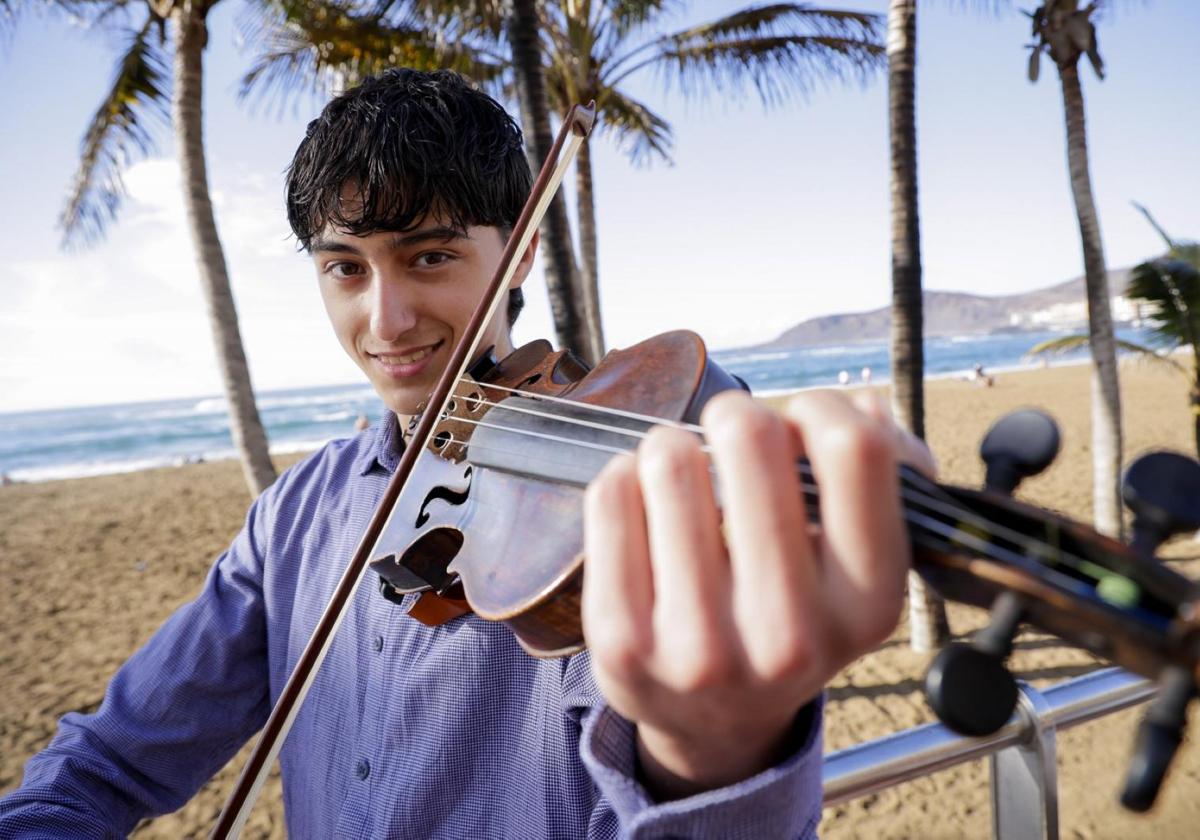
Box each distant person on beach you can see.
[838,369,851,386]
[354,413,370,432]
[968,362,995,388]
[0,70,929,838]
[861,366,872,384]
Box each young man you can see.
[0,69,925,837]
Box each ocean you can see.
[0,328,1130,483]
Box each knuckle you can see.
[587,622,649,681]
[638,426,705,485]
[705,398,781,452]
[663,641,739,693]
[750,633,817,682]
[698,389,755,429]
[819,416,893,469]
[586,454,637,511]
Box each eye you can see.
[414,251,454,268]
[326,261,363,280]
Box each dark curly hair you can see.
[286,69,531,324]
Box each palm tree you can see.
[1029,206,1200,457]
[239,0,594,363]
[537,1,885,360]
[36,1,277,497]
[506,0,592,363]
[1026,0,1123,536]
[886,0,949,651]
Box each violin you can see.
[370,330,1200,814]
[212,103,1200,835]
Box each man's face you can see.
[312,217,534,416]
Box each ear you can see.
[509,230,539,290]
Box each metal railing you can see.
[822,668,1157,839]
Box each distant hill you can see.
[756,269,1133,349]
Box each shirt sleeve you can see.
[563,654,824,839]
[0,488,279,837]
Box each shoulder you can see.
[247,425,387,546]
[268,425,381,505]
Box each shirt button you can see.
[372,635,384,653]
[355,759,370,780]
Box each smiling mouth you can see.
[370,340,444,376]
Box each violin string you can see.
[451,433,1094,595]
[450,412,1021,552]
[440,405,1086,577]
[446,416,636,458]
[446,401,1050,560]
[441,416,1105,586]
[455,395,1102,580]
[457,378,706,435]
[450,392,658,443]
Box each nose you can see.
[369,277,419,343]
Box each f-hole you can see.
[397,527,465,594]
[415,465,473,527]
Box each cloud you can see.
[1,155,361,411]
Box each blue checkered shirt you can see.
[0,414,823,838]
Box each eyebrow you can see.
[310,226,468,254]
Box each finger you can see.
[635,424,735,677]
[848,390,937,477]
[782,391,908,651]
[700,391,819,678]
[583,453,654,681]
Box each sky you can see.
[1,1,1198,412]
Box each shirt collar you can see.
[355,411,406,476]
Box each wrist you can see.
[635,701,818,800]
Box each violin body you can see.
[370,330,745,656]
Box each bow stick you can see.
[210,102,596,839]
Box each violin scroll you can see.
[920,415,1200,812]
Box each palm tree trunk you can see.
[575,136,605,362]
[506,0,594,364]
[887,0,949,652]
[1191,382,1200,461]
[1058,63,1123,537]
[173,6,277,497]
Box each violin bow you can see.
[210,102,596,839]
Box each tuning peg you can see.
[979,410,1061,495]
[1123,451,1200,560]
[925,592,1023,736]
[1121,666,1196,811]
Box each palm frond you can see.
[59,17,170,248]
[1127,258,1200,350]
[648,34,882,108]
[1132,200,1177,251]
[1025,334,1090,357]
[1,0,22,37]
[597,87,672,165]
[605,4,883,108]
[669,5,881,46]
[238,0,503,115]
[1025,334,1187,374]
[604,0,676,39]
[54,0,143,32]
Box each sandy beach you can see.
[2,359,1198,838]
